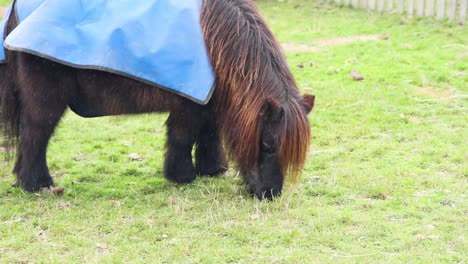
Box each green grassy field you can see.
[1,0,467,263]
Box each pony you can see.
[0,0,315,200]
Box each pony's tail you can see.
[0,62,20,158]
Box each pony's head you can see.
[244,93,315,199]
[202,0,315,199]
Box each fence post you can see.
[361,0,368,8]
[437,0,446,19]
[461,0,467,24]
[398,0,405,13]
[448,0,457,20]
[388,0,394,12]
[408,0,415,15]
[427,0,435,16]
[417,0,425,15]
[378,0,386,12]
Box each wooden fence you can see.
[334,0,467,24]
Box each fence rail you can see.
[335,0,467,24]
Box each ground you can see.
[0,0,467,263]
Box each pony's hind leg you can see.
[164,106,203,183]
[15,117,61,191]
[13,53,72,191]
[195,111,228,177]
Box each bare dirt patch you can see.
[282,43,321,53]
[414,86,454,98]
[282,34,389,52]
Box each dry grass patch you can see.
[414,86,466,102]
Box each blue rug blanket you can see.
[1,0,214,104]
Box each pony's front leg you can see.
[164,109,202,183]
[195,112,228,177]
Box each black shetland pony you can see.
[0,0,315,200]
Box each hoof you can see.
[15,178,54,192]
[166,172,196,184]
[164,164,196,184]
[196,164,228,177]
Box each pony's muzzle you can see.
[246,152,284,200]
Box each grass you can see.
[1,0,467,263]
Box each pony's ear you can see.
[266,97,281,110]
[302,94,315,114]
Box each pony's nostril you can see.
[252,187,282,200]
